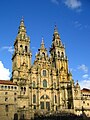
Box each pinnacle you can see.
[53,25,60,37]
[41,37,44,45]
[54,25,58,33]
[20,17,25,27]
[40,37,45,49]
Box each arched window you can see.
[20,45,23,52]
[55,95,57,103]
[32,81,36,87]
[43,70,46,76]
[43,79,47,88]
[61,52,64,57]
[33,94,36,103]
[24,87,26,91]
[21,87,23,92]
[40,95,49,99]
[20,45,22,48]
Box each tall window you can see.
[43,70,46,76]
[33,94,36,103]
[5,105,8,112]
[58,51,60,57]
[55,95,57,103]
[46,102,50,111]
[56,40,58,45]
[43,79,47,88]
[40,102,44,109]
[25,46,27,52]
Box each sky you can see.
[0,0,90,89]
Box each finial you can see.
[41,37,44,44]
[54,24,58,33]
[20,16,25,27]
[22,16,24,20]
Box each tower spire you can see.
[51,25,63,47]
[18,17,26,34]
[53,25,61,40]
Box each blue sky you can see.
[0,0,90,89]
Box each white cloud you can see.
[64,0,82,9]
[78,64,88,73]
[82,74,89,79]
[2,46,14,53]
[74,21,89,30]
[74,21,82,29]
[0,61,10,80]
[51,0,59,5]
[79,79,90,89]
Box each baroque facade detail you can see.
[0,19,90,120]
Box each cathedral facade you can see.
[0,19,90,120]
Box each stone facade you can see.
[0,80,17,120]
[0,19,90,120]
[81,88,90,117]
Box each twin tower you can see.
[11,18,81,119]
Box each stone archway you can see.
[14,113,18,120]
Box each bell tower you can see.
[12,18,32,84]
[50,26,68,74]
